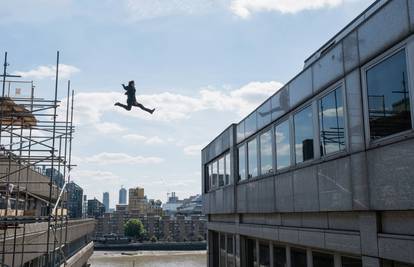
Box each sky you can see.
[0,0,374,208]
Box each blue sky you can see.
[1,0,373,208]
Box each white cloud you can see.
[183,144,206,156]
[71,169,119,182]
[85,152,164,165]
[123,134,165,145]
[14,64,80,80]
[230,0,349,18]
[95,122,126,134]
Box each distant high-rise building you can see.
[82,195,88,218]
[103,192,109,212]
[67,181,83,219]
[87,198,105,218]
[128,187,147,215]
[119,186,127,204]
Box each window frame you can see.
[293,103,316,165]
[361,41,414,146]
[237,143,247,182]
[317,81,348,158]
[246,136,259,179]
[258,126,275,177]
[275,117,293,171]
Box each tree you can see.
[124,219,146,241]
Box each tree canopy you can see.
[124,219,146,241]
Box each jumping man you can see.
[115,80,155,114]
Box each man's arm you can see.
[122,84,127,90]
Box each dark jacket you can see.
[123,84,136,103]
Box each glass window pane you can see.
[259,243,270,267]
[245,112,258,138]
[225,153,231,185]
[258,100,272,129]
[246,239,257,266]
[218,157,225,187]
[238,145,246,181]
[260,130,273,175]
[367,49,411,140]
[342,257,362,267]
[291,248,307,267]
[271,87,290,121]
[206,165,210,192]
[276,120,291,170]
[294,106,314,163]
[248,138,258,179]
[227,235,235,267]
[237,121,245,143]
[220,234,226,267]
[313,252,334,267]
[319,87,345,155]
[212,161,218,188]
[273,245,286,267]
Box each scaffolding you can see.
[0,51,76,266]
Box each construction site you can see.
[0,52,95,267]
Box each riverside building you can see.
[202,0,414,266]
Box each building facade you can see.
[67,181,83,219]
[119,186,127,204]
[103,192,109,212]
[202,1,414,266]
[88,198,106,218]
[128,187,148,215]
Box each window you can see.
[273,245,287,267]
[238,145,246,181]
[366,49,411,140]
[246,239,257,267]
[259,243,270,267]
[220,234,226,267]
[342,256,362,267]
[260,130,273,175]
[218,157,225,186]
[291,248,307,267]
[276,120,291,170]
[225,153,231,185]
[212,161,218,188]
[313,252,334,267]
[227,235,235,267]
[294,106,314,163]
[319,86,345,155]
[382,259,414,267]
[205,164,211,192]
[247,138,258,178]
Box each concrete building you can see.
[103,192,109,212]
[202,1,414,266]
[119,186,127,204]
[67,181,83,219]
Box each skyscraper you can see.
[67,181,83,219]
[103,192,109,212]
[119,186,127,204]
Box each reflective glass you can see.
[273,245,286,267]
[212,161,218,188]
[276,120,291,170]
[260,130,273,175]
[205,164,210,192]
[319,87,345,155]
[271,88,290,121]
[342,257,362,267]
[248,138,258,178]
[218,157,225,186]
[258,100,272,129]
[367,49,411,140]
[246,239,257,266]
[225,153,231,185]
[209,164,213,190]
[227,235,235,267]
[291,248,307,267]
[238,145,246,181]
[259,243,270,267]
[220,234,226,267]
[294,106,314,163]
[313,252,334,267]
[245,112,258,138]
[237,121,245,143]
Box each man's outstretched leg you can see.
[115,102,132,111]
[134,102,155,114]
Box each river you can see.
[89,250,207,267]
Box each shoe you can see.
[150,108,155,114]
[114,102,120,106]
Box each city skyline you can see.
[0,0,374,208]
